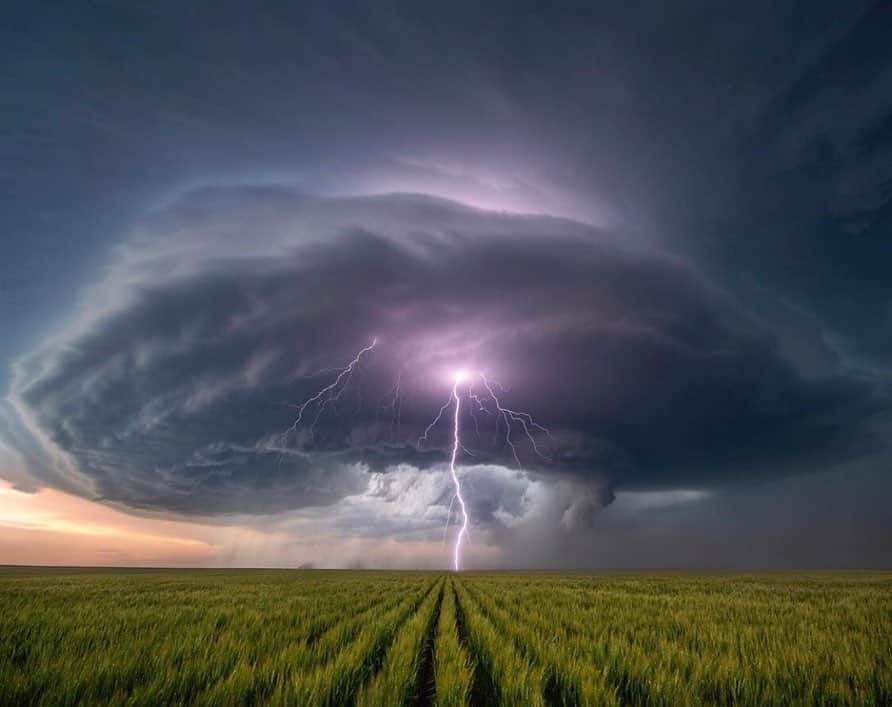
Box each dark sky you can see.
[1,1,890,568]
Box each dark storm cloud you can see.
[679,1,892,380]
[3,1,888,374]
[2,0,891,565]
[4,190,885,514]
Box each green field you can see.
[1,569,890,706]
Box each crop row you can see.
[0,571,437,705]
[1,570,889,706]
[450,573,892,706]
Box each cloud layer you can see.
[3,190,883,521]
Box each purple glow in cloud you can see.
[281,337,553,569]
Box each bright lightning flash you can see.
[448,377,469,571]
[452,369,470,384]
[281,342,550,572]
[423,368,551,571]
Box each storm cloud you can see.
[3,189,883,517]
[2,1,891,566]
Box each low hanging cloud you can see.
[1,188,884,519]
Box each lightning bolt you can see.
[418,375,471,570]
[468,383,490,438]
[379,366,405,440]
[281,338,377,443]
[448,379,469,571]
[281,339,550,572]
[422,371,550,570]
[479,372,552,468]
[417,396,454,449]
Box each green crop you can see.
[1,568,889,705]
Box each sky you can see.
[1,1,890,569]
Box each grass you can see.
[0,568,889,705]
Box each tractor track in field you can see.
[462,581,582,707]
[411,579,444,707]
[452,579,497,707]
[338,578,441,707]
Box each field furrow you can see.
[460,578,618,706]
[453,577,546,706]
[410,579,443,707]
[463,574,892,706]
[432,580,473,707]
[293,587,416,668]
[2,569,890,706]
[281,577,440,706]
[355,578,444,706]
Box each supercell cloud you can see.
[2,1,891,567]
[3,189,882,522]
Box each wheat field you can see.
[1,568,889,706]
